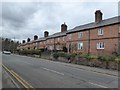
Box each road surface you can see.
[2,54,118,88]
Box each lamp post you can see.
[13,37,15,53]
[54,37,56,52]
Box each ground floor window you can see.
[78,42,83,50]
[96,42,105,49]
[49,46,53,50]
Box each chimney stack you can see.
[44,31,49,37]
[34,35,38,40]
[95,10,103,23]
[27,38,30,42]
[61,22,67,32]
[22,40,25,43]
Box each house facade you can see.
[17,10,120,55]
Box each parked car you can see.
[3,51,11,55]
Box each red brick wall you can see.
[90,38,118,55]
[66,24,119,55]
[90,24,119,39]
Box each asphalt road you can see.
[2,54,118,88]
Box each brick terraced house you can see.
[17,10,120,55]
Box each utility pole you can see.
[88,30,90,55]
[68,42,69,53]
[13,37,15,53]
[54,38,56,52]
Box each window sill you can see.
[78,49,83,50]
[97,48,104,50]
[98,34,103,36]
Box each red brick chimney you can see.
[44,31,49,37]
[34,35,38,40]
[61,22,67,32]
[27,38,30,42]
[95,10,103,23]
[22,40,25,43]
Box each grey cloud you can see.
[2,2,39,29]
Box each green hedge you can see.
[114,58,120,63]
[53,52,77,60]
[19,49,41,56]
[97,55,114,62]
[79,54,98,60]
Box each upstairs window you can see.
[63,37,65,41]
[68,34,71,40]
[44,41,46,44]
[78,42,83,50]
[58,38,60,42]
[98,28,104,35]
[97,42,105,49]
[78,32,83,38]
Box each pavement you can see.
[2,54,119,88]
[2,68,18,88]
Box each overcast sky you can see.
[1,0,119,43]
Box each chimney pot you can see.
[34,35,38,40]
[44,31,49,37]
[27,38,31,42]
[22,40,25,43]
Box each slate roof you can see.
[67,16,120,34]
[46,31,67,39]
[36,37,46,42]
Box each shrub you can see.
[112,51,120,57]
[79,54,97,60]
[98,55,114,62]
[64,54,71,60]
[70,53,77,58]
[98,55,115,69]
[19,49,41,56]
[55,52,77,60]
[58,52,66,57]
[53,53,59,59]
[114,58,120,63]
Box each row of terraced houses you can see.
[17,10,120,55]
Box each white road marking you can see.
[42,67,64,76]
[88,82,108,88]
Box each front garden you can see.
[17,50,120,70]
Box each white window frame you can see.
[36,42,37,45]
[63,37,65,41]
[44,41,46,44]
[96,42,105,49]
[78,42,83,50]
[58,38,60,42]
[78,32,83,38]
[39,42,41,45]
[98,28,104,35]
[68,34,71,40]
[49,46,53,50]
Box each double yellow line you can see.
[2,64,35,90]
